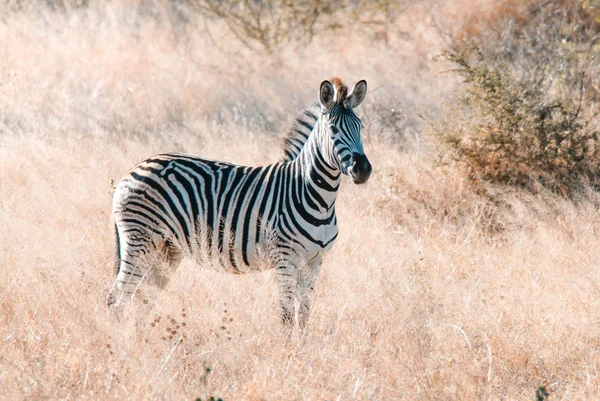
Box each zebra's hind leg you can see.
[145,240,184,292]
[106,246,152,309]
[107,232,181,309]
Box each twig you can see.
[486,339,493,383]
[448,324,472,352]
[152,336,182,382]
[76,227,90,249]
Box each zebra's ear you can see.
[349,80,367,108]
[319,80,335,110]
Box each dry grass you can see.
[1,2,600,400]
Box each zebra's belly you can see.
[188,233,271,274]
[193,222,339,272]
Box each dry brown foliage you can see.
[444,0,599,42]
[434,1,600,196]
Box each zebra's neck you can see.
[293,118,341,211]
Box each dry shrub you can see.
[188,0,326,52]
[186,0,414,52]
[435,1,600,196]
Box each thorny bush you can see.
[436,2,600,197]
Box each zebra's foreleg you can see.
[275,262,299,327]
[298,257,322,329]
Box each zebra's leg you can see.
[107,243,183,308]
[106,228,162,308]
[145,240,184,291]
[106,252,148,308]
[274,261,299,327]
[298,257,322,329]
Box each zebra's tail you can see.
[112,222,121,276]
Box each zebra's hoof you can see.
[106,293,117,308]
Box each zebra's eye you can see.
[330,126,339,135]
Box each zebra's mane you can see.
[281,77,349,161]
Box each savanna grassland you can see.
[1,1,600,400]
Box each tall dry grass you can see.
[1,1,600,400]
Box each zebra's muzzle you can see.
[349,153,372,184]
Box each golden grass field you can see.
[1,1,600,400]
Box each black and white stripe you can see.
[107,78,371,327]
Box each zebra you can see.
[107,77,372,328]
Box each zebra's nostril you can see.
[363,158,372,174]
[350,153,372,183]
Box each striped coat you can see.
[107,78,371,327]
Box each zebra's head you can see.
[319,78,371,184]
